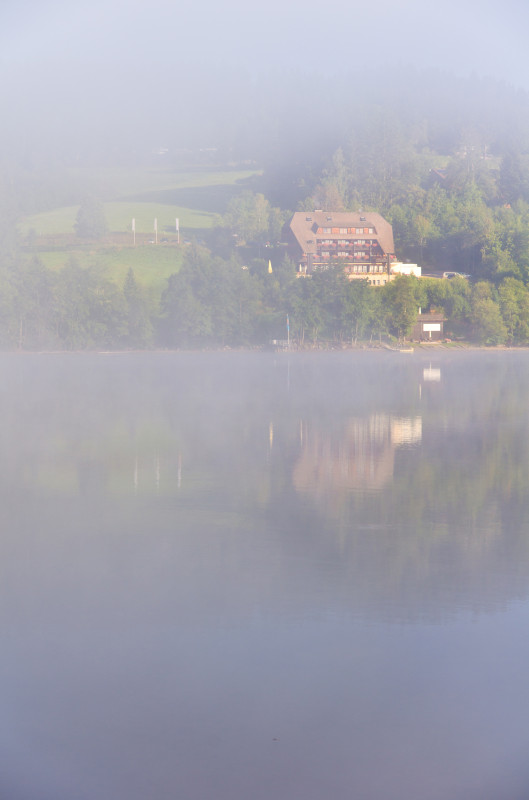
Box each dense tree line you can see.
[156,249,523,348]
[0,259,153,350]
[1,239,528,349]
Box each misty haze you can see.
[3,351,529,800]
[3,1,529,798]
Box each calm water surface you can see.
[1,351,529,800]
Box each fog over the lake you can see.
[2,0,529,161]
[3,352,529,800]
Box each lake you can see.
[1,350,529,800]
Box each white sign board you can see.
[423,323,441,332]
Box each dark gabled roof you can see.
[288,211,395,256]
[418,312,446,321]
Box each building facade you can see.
[285,210,397,285]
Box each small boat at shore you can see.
[383,344,414,353]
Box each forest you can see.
[4,69,529,349]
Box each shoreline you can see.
[2,342,529,355]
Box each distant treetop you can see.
[75,196,107,239]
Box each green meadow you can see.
[21,203,218,237]
[20,166,261,291]
[35,246,185,295]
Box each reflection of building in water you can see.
[423,366,441,382]
[390,416,422,446]
[293,414,422,496]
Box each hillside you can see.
[17,165,262,292]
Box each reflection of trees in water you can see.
[272,356,529,619]
[2,352,529,619]
[256,482,529,622]
[0,352,421,498]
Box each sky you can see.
[1,0,529,161]
[3,0,528,82]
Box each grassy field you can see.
[20,167,260,235]
[21,202,218,237]
[35,246,184,293]
[20,165,261,292]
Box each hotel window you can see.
[323,227,331,233]
[339,228,347,234]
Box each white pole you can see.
[176,217,180,245]
[132,217,135,246]
[154,218,158,245]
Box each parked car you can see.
[443,271,469,279]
